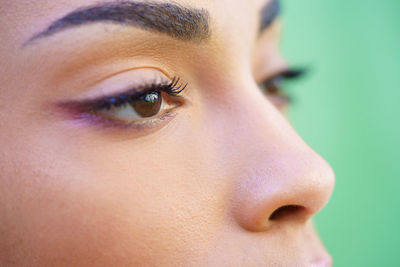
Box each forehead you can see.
[1,0,273,47]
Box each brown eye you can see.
[259,78,289,108]
[262,80,282,95]
[77,77,186,125]
[259,68,306,109]
[130,91,162,117]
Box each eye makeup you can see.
[58,76,187,131]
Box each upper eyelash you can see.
[261,68,307,87]
[68,76,187,112]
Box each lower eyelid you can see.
[74,108,178,136]
[55,99,180,138]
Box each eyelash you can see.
[60,69,304,131]
[84,76,186,112]
[59,76,187,130]
[79,68,302,111]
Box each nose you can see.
[227,84,335,232]
[232,150,335,232]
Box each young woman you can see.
[0,0,335,265]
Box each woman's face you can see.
[0,0,335,266]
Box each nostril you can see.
[269,205,306,221]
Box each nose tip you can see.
[232,153,335,232]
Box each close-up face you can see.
[0,0,335,266]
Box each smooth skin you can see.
[0,0,334,266]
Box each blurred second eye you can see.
[258,68,306,110]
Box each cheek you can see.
[0,118,229,265]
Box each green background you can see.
[282,1,400,266]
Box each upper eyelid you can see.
[60,67,174,102]
[58,77,187,113]
[86,82,171,104]
[90,76,186,105]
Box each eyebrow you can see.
[24,1,210,46]
[260,0,281,33]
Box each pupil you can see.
[131,91,162,117]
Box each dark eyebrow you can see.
[260,0,281,33]
[24,1,210,46]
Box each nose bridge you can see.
[227,82,335,232]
